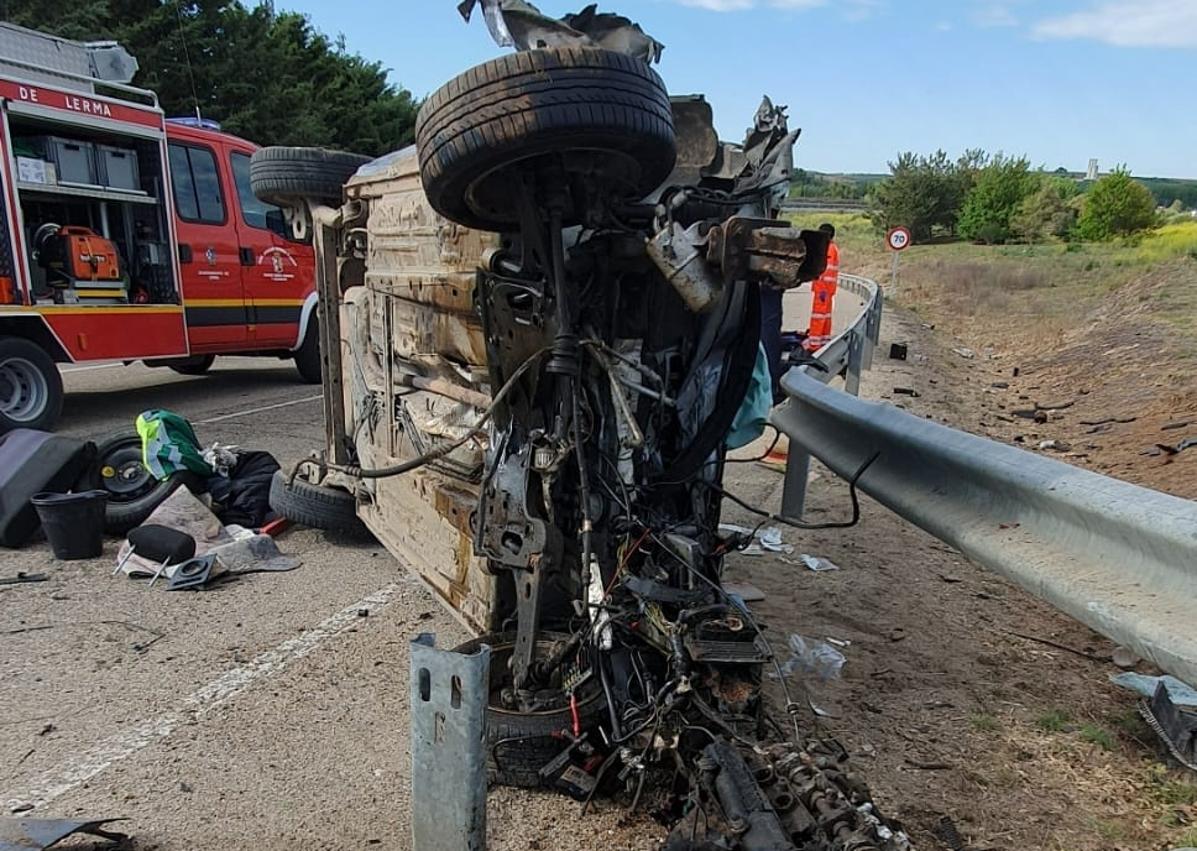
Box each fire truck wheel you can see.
[0,336,63,434]
[249,147,372,208]
[168,355,215,376]
[293,320,321,384]
[268,470,369,537]
[414,47,676,232]
[91,431,202,535]
[451,632,608,789]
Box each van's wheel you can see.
[249,147,372,207]
[168,355,215,376]
[0,336,63,434]
[415,47,676,232]
[451,632,607,788]
[293,319,321,384]
[268,470,368,537]
[91,431,201,534]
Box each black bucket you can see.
[30,491,109,560]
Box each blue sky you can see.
[284,0,1196,178]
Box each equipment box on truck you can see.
[0,23,322,433]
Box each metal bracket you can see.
[409,634,490,851]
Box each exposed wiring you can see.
[322,347,549,479]
[707,451,881,531]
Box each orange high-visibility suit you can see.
[804,240,839,352]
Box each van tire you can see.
[415,47,676,232]
[268,470,367,537]
[0,336,64,434]
[451,632,608,788]
[249,147,372,207]
[293,319,322,384]
[168,355,215,376]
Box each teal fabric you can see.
[726,344,772,450]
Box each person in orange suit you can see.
[803,223,839,352]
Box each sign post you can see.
[886,226,911,289]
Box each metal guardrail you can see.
[780,198,871,214]
[772,274,1197,686]
[410,634,490,850]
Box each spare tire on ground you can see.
[249,146,372,208]
[415,47,676,232]
[91,432,201,535]
[267,470,369,537]
[451,631,607,788]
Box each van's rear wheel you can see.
[0,336,63,434]
[168,355,215,376]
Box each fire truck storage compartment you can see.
[9,114,176,306]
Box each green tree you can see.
[1076,168,1158,241]
[1012,177,1080,242]
[958,155,1039,244]
[870,149,978,241]
[1,1,418,156]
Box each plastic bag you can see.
[773,634,846,682]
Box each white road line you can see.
[3,583,403,812]
[194,394,322,425]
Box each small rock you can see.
[357,608,369,618]
[1012,366,1021,377]
[10,803,33,814]
[1034,410,1049,424]
[1162,420,1193,432]
[991,381,1009,389]
[1038,439,1071,451]
[952,347,976,360]
[180,781,194,793]
[1037,400,1074,412]
[38,723,55,736]
[893,387,920,397]
[1111,646,1140,668]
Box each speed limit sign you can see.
[886,226,912,252]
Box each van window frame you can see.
[168,142,227,226]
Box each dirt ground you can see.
[717,293,1197,851]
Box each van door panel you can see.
[228,148,311,348]
[168,142,246,350]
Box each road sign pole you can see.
[891,249,900,289]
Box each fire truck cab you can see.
[0,23,319,434]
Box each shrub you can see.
[1013,178,1082,243]
[1076,168,1158,241]
[959,155,1039,244]
[870,149,986,242]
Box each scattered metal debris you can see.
[0,573,47,586]
[0,818,127,851]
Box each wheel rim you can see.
[99,439,155,502]
[0,357,49,423]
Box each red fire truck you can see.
[0,23,324,434]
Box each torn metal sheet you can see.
[457,0,663,62]
[0,818,127,851]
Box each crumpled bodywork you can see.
[343,148,501,631]
[457,0,664,63]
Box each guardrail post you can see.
[862,291,882,371]
[844,331,865,397]
[410,634,491,851]
[780,445,812,522]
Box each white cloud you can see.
[1033,0,1197,47]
